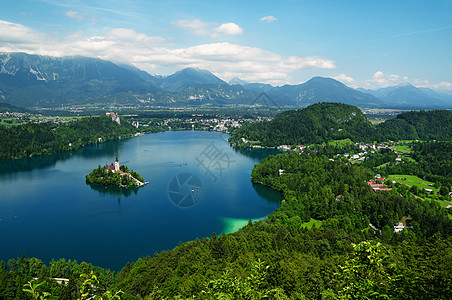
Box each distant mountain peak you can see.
[175,67,212,75]
[229,77,248,85]
[161,67,227,92]
[311,76,345,83]
[362,82,452,108]
[396,82,413,88]
[270,76,381,107]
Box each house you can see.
[394,222,405,233]
[394,217,413,232]
[376,187,392,191]
[425,188,433,194]
[279,169,285,176]
[277,145,291,150]
[368,179,392,191]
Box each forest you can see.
[1,150,452,299]
[365,141,452,189]
[0,116,138,160]
[229,103,452,147]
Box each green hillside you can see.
[230,102,375,147]
[231,103,452,147]
[0,115,137,159]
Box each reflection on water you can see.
[233,147,282,161]
[0,138,124,176]
[252,183,282,204]
[87,182,141,198]
[0,131,281,270]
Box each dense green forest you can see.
[0,116,137,160]
[230,103,374,147]
[313,140,452,198]
[2,151,451,299]
[230,103,452,147]
[379,141,452,189]
[86,164,145,187]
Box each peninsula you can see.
[85,156,146,187]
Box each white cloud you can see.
[173,20,243,38]
[108,28,164,44]
[65,10,84,22]
[350,70,407,89]
[260,16,278,23]
[0,20,336,85]
[215,23,243,35]
[334,74,355,84]
[172,19,212,36]
[367,71,409,88]
[343,71,452,91]
[0,20,45,44]
[411,79,452,91]
[434,81,452,90]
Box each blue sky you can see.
[0,0,451,90]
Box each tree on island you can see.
[85,158,145,187]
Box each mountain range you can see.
[0,52,451,109]
[357,83,451,107]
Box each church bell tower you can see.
[114,156,120,172]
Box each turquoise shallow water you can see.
[0,131,281,270]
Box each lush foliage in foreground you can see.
[0,116,137,160]
[0,256,121,299]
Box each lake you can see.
[0,131,281,271]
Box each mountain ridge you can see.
[1,52,451,109]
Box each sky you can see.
[0,0,451,90]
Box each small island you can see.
[85,156,146,187]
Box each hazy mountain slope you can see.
[2,52,450,109]
[159,67,227,92]
[270,77,381,107]
[360,84,452,108]
[0,102,32,113]
[0,52,161,107]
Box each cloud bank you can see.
[0,20,334,85]
[334,71,452,91]
[1,19,448,90]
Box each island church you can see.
[104,156,146,186]
[106,156,123,174]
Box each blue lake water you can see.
[0,131,281,270]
